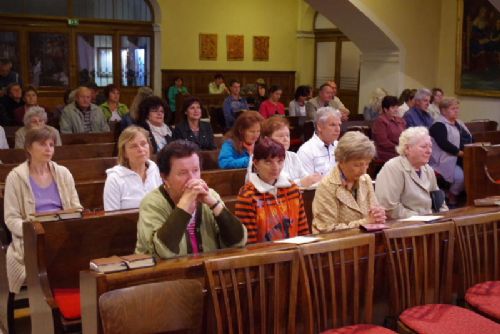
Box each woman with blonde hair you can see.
[103,125,162,211]
[313,131,386,232]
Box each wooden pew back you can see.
[0,143,116,164]
[23,211,139,334]
[0,157,117,183]
[61,132,116,145]
[464,144,500,205]
[472,130,500,145]
[202,169,246,198]
[24,211,139,288]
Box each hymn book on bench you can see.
[28,208,83,222]
[90,254,155,273]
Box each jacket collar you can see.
[325,166,367,214]
[13,160,57,187]
[248,173,291,194]
[400,156,431,192]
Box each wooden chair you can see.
[204,249,300,334]
[384,222,500,333]
[99,279,204,334]
[454,212,500,322]
[299,234,396,334]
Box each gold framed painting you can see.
[199,33,217,60]
[455,0,500,97]
[253,36,269,61]
[226,35,244,61]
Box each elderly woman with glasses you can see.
[15,106,62,149]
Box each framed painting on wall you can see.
[226,35,244,61]
[199,33,217,60]
[253,36,269,61]
[456,0,500,97]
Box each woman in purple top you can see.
[372,95,407,163]
[4,126,82,294]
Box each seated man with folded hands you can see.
[136,140,247,259]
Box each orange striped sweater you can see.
[235,176,309,244]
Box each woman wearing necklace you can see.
[173,97,216,150]
[135,140,246,259]
[235,137,309,244]
[313,131,386,232]
[4,126,81,294]
[136,96,173,153]
[103,126,162,211]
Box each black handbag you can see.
[430,190,446,212]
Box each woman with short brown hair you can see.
[4,126,81,293]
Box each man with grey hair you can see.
[297,107,341,177]
[59,86,110,134]
[403,88,433,128]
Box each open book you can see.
[28,208,83,222]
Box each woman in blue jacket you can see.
[218,110,263,169]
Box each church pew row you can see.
[0,150,222,183]
[20,186,323,333]
[0,143,116,164]
[4,130,117,148]
[464,144,500,205]
[79,206,500,334]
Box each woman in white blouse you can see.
[103,126,162,211]
[259,117,321,187]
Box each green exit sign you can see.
[67,18,79,26]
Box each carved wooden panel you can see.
[253,36,269,61]
[226,35,244,61]
[199,33,217,60]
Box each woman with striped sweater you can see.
[235,137,309,244]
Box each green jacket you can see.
[135,186,247,259]
[100,102,129,121]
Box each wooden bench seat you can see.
[464,144,500,205]
[0,143,116,164]
[23,210,139,334]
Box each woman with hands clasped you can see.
[312,131,386,232]
[136,140,247,259]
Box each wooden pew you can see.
[0,143,116,164]
[464,144,500,205]
[0,157,117,184]
[79,206,500,334]
[199,150,220,170]
[472,130,500,145]
[465,120,498,133]
[61,132,115,145]
[23,210,139,334]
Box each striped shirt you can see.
[235,179,308,244]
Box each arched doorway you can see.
[306,0,405,113]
